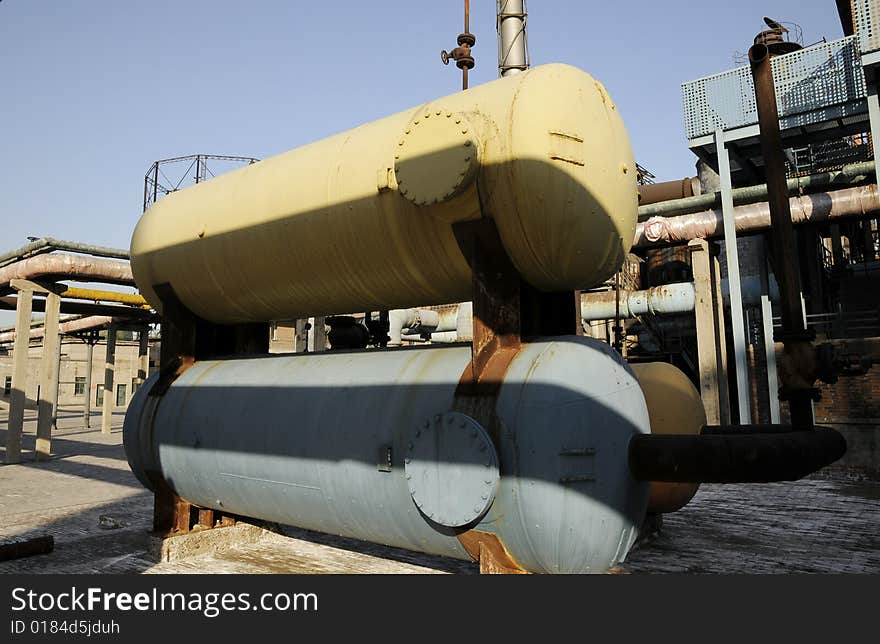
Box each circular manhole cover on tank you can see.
[405,411,500,528]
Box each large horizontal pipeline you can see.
[56,286,149,308]
[635,184,880,247]
[393,303,472,345]
[0,254,135,294]
[0,238,129,269]
[628,425,846,483]
[637,161,875,220]
[580,283,695,321]
[0,315,118,343]
[0,295,153,321]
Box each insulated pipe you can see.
[637,161,875,219]
[0,254,135,295]
[0,316,116,344]
[635,184,880,247]
[628,425,846,483]
[387,308,441,346]
[638,177,698,206]
[0,238,129,268]
[580,283,695,321]
[54,286,148,307]
[497,1,527,77]
[0,296,153,320]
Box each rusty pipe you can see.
[750,40,814,428]
[629,424,846,483]
[638,177,698,206]
[635,184,880,247]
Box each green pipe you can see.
[638,161,876,220]
[0,238,129,268]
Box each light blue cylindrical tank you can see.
[124,337,650,573]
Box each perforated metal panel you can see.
[682,36,867,140]
[853,0,880,54]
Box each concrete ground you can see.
[1,408,878,574]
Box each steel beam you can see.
[715,128,751,423]
[761,295,781,424]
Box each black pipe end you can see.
[749,43,770,66]
[629,425,847,484]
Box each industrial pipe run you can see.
[635,184,880,247]
[125,63,845,574]
[581,283,695,321]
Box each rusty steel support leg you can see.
[150,284,267,537]
[197,508,215,530]
[451,218,525,573]
[450,218,582,574]
[749,42,816,428]
[150,284,198,536]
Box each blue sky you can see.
[0,0,844,254]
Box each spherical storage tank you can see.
[125,337,651,574]
[130,63,638,323]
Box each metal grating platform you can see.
[683,36,867,141]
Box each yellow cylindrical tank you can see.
[131,64,637,323]
[630,362,707,514]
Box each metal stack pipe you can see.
[749,40,816,428]
[497,1,528,77]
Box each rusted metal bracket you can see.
[148,283,266,537]
[450,217,579,573]
[458,530,528,575]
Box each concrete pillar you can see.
[690,239,723,426]
[35,291,60,460]
[83,340,94,428]
[294,319,309,353]
[137,327,149,384]
[101,324,118,435]
[5,289,33,464]
[308,316,327,352]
